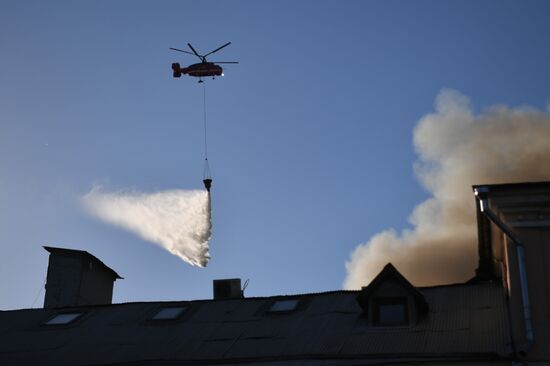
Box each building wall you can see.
[43,250,116,308]
[78,258,115,305]
[44,253,83,308]
[485,184,550,362]
[512,227,550,361]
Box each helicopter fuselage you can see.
[188,62,223,77]
[172,62,223,78]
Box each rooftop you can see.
[0,281,511,366]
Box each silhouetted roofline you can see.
[3,280,497,313]
[0,280,512,364]
[43,246,123,280]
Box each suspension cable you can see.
[202,82,211,179]
[31,275,47,308]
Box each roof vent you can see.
[213,278,242,300]
[43,246,122,308]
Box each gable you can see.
[356,263,428,325]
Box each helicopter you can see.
[170,42,238,82]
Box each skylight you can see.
[268,299,299,312]
[44,312,83,325]
[151,306,187,320]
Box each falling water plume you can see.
[81,186,212,267]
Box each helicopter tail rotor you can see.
[172,63,182,78]
[172,63,190,78]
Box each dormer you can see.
[356,263,428,327]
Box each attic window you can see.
[44,312,83,325]
[373,297,408,326]
[268,299,299,313]
[151,306,187,320]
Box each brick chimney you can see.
[43,246,122,308]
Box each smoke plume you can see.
[344,89,550,288]
[82,187,211,267]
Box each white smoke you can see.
[344,89,550,288]
[81,187,211,267]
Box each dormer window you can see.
[356,263,428,327]
[373,297,408,326]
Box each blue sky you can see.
[1,0,549,309]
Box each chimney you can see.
[43,246,123,308]
[213,278,242,299]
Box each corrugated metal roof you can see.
[0,282,512,365]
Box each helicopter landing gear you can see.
[198,79,204,83]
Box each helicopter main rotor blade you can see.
[204,42,231,57]
[187,43,202,59]
[213,61,239,64]
[169,47,195,55]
